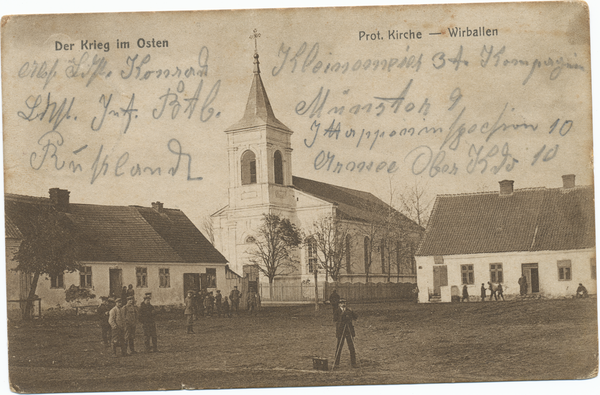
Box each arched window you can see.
[345,235,352,274]
[307,238,318,273]
[241,150,257,185]
[274,150,283,185]
[364,236,371,272]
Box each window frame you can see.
[557,260,572,281]
[274,150,283,185]
[206,268,217,288]
[241,150,257,185]
[136,267,148,288]
[345,235,352,274]
[307,238,318,273]
[489,263,503,283]
[461,264,474,285]
[50,273,64,289]
[159,268,170,288]
[79,266,92,288]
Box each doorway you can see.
[433,265,448,296]
[109,269,123,298]
[522,263,539,293]
[183,273,200,299]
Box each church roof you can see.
[5,192,228,264]
[292,176,421,232]
[225,53,293,134]
[416,185,595,256]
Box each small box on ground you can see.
[312,357,328,371]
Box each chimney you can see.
[562,174,576,188]
[499,180,514,196]
[49,188,70,212]
[152,201,164,212]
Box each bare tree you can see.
[310,216,350,282]
[247,214,302,298]
[397,178,434,228]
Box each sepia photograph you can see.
[1,0,598,394]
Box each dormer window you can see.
[274,150,283,185]
[241,150,257,185]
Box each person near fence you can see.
[230,286,241,315]
[123,296,138,355]
[108,298,127,357]
[184,290,195,334]
[333,298,358,368]
[139,293,158,353]
[97,296,112,347]
[215,290,223,317]
[329,289,340,319]
[222,296,231,318]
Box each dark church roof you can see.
[5,192,227,264]
[292,176,421,232]
[225,53,293,134]
[416,185,595,256]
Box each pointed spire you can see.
[225,32,293,134]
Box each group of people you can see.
[97,292,158,357]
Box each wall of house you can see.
[30,262,228,310]
[416,248,596,303]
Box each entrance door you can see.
[183,273,200,298]
[522,263,539,293]
[109,269,123,297]
[433,265,448,296]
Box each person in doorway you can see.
[333,298,358,368]
[123,296,138,355]
[97,297,112,347]
[497,283,505,301]
[184,290,195,333]
[108,298,126,357]
[480,283,486,302]
[329,289,341,319]
[462,285,469,302]
[576,283,588,298]
[518,275,528,296]
[139,293,158,353]
[230,286,241,315]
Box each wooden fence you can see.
[325,282,418,303]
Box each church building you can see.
[211,51,423,292]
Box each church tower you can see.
[224,51,295,215]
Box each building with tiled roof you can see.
[5,189,229,314]
[415,176,596,302]
[212,52,422,292]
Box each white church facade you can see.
[211,52,423,289]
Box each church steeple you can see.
[225,52,293,134]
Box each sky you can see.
[0,1,599,395]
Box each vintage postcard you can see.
[1,0,598,393]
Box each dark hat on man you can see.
[100,296,108,301]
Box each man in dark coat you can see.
[97,297,112,347]
[139,293,158,352]
[480,283,486,302]
[462,285,469,302]
[230,286,241,315]
[329,289,341,318]
[333,298,358,368]
[518,275,528,296]
[215,290,223,317]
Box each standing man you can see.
[184,290,195,334]
[139,293,158,353]
[518,275,528,296]
[480,283,486,302]
[123,296,138,355]
[462,285,469,302]
[497,283,505,301]
[333,298,358,368]
[215,290,223,317]
[108,298,126,357]
[97,297,112,348]
[329,289,341,319]
[230,286,241,315]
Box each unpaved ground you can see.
[7,298,598,393]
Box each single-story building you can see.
[416,175,595,302]
[5,188,229,316]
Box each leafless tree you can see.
[310,216,350,282]
[397,178,434,228]
[247,214,302,298]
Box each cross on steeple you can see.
[250,28,261,54]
